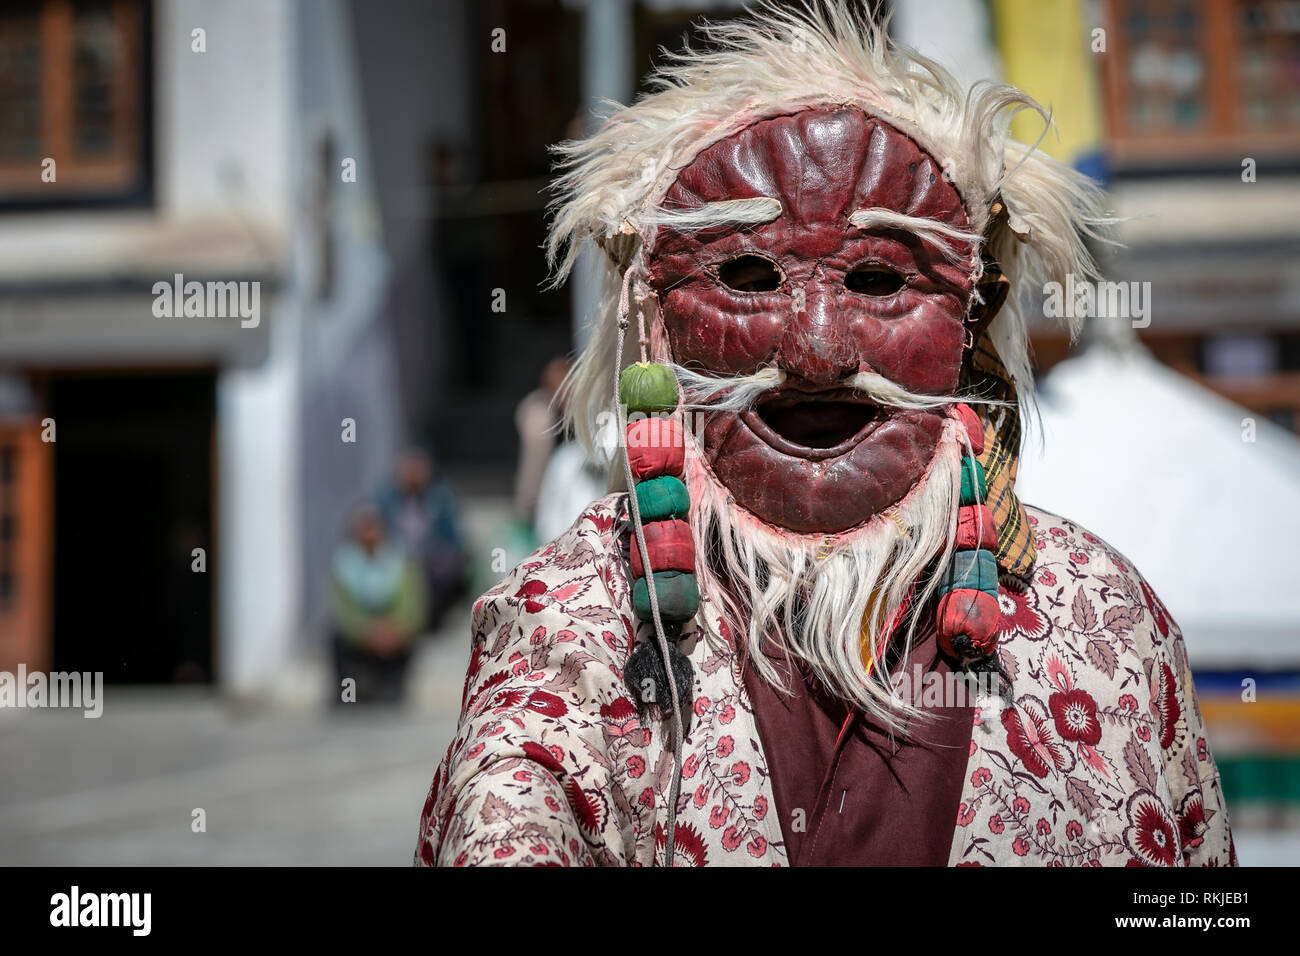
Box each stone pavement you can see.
[0,629,471,866]
[0,490,518,867]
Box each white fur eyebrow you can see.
[848,207,981,262]
[639,196,783,231]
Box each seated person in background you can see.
[330,504,427,705]
[378,446,467,630]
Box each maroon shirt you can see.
[742,612,976,866]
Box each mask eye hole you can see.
[717,255,783,293]
[845,265,905,296]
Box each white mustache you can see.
[667,363,1006,413]
[846,371,956,410]
[668,363,786,413]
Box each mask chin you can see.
[698,402,948,534]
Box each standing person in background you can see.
[533,435,610,546]
[513,357,571,532]
[331,504,427,705]
[378,446,467,630]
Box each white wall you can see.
[173,0,301,695]
[157,0,291,219]
[217,290,303,693]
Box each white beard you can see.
[684,414,965,731]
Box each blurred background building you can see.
[0,0,1295,864]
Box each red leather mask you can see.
[647,107,976,534]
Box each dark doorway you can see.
[51,371,215,684]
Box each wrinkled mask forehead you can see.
[643,107,979,534]
[653,106,972,249]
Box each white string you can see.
[615,260,685,866]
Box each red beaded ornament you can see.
[627,417,685,480]
[937,404,1004,665]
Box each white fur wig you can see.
[548,0,1112,455]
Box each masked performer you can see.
[416,1,1235,867]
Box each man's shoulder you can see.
[469,493,633,653]
[1009,503,1178,659]
[1021,503,1159,597]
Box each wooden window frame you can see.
[0,0,153,209]
[1101,0,1300,166]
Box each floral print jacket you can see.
[415,495,1235,866]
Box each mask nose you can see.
[779,280,861,386]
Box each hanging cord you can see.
[614,259,685,866]
[634,271,650,362]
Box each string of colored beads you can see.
[937,403,1002,662]
[619,362,700,626]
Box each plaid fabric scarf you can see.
[960,333,1037,582]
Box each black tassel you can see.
[624,632,693,728]
[951,634,1011,696]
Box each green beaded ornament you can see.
[634,475,690,522]
[619,361,679,414]
[958,456,987,506]
[633,571,700,624]
[940,548,999,596]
